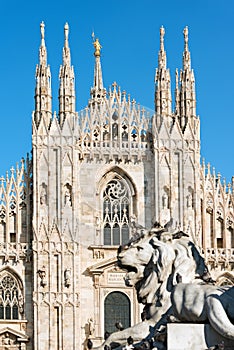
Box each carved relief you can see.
[37,266,47,287]
[88,317,95,336]
[40,183,47,205]
[162,192,168,209]
[64,183,72,207]
[161,186,170,225]
[93,249,105,259]
[187,187,194,209]
[64,268,71,288]
[1,332,17,346]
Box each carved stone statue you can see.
[88,317,95,336]
[18,293,24,314]
[64,184,72,207]
[37,266,47,287]
[162,192,168,209]
[40,183,47,205]
[187,192,193,208]
[64,268,71,288]
[95,224,234,349]
[161,192,170,225]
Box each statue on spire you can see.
[40,22,45,40]
[183,26,189,51]
[93,38,102,57]
[62,22,71,66]
[39,21,47,66]
[157,26,167,71]
[182,26,191,70]
[160,26,165,50]
[64,22,69,46]
[89,32,105,105]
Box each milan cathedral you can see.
[0,23,233,349]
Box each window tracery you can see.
[0,274,23,320]
[103,178,130,245]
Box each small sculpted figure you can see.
[40,186,47,205]
[64,268,71,288]
[88,317,95,336]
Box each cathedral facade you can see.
[0,23,233,349]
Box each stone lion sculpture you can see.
[96,225,234,349]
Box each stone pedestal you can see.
[167,323,234,350]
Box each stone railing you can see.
[202,248,234,267]
[0,242,32,263]
[33,291,80,307]
[81,140,151,150]
[32,240,79,254]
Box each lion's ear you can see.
[164,218,173,230]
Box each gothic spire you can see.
[63,22,71,66]
[154,26,172,127]
[183,26,191,71]
[89,35,106,106]
[34,22,52,129]
[39,22,47,66]
[158,26,166,70]
[59,22,76,125]
[178,26,196,131]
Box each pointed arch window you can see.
[0,274,23,320]
[103,178,130,245]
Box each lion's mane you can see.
[118,229,207,308]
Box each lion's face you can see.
[117,233,154,287]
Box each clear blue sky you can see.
[0,0,233,182]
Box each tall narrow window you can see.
[0,274,22,320]
[104,292,131,334]
[103,178,130,245]
[54,306,60,350]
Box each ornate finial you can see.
[64,22,69,46]
[93,38,102,57]
[62,22,71,67]
[158,26,167,70]
[39,21,47,65]
[40,22,45,41]
[183,26,189,51]
[182,26,191,71]
[160,26,165,50]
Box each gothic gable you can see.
[87,257,126,288]
[0,327,29,348]
[49,114,61,136]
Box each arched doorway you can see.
[104,291,131,334]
